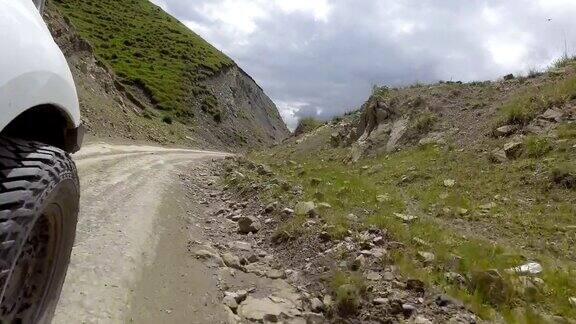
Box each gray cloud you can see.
[151,0,576,129]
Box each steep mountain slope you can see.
[225,64,576,322]
[47,0,289,149]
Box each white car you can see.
[0,0,82,322]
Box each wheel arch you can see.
[0,104,81,153]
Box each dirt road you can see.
[53,143,230,323]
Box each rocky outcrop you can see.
[202,66,290,148]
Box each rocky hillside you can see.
[45,0,289,149]
[220,63,576,322]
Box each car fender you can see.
[0,0,80,132]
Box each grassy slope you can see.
[53,0,233,117]
[241,69,576,321]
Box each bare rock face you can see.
[356,99,396,140]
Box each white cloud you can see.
[153,0,576,127]
[276,101,310,131]
[275,0,331,22]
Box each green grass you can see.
[523,136,553,158]
[240,127,576,321]
[496,74,576,127]
[52,0,233,117]
[294,117,324,136]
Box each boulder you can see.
[503,141,524,159]
[539,108,563,122]
[223,294,239,311]
[222,252,243,270]
[294,201,317,217]
[508,261,542,276]
[237,216,262,234]
[264,202,278,213]
[494,125,517,137]
[570,297,576,308]
[237,296,301,322]
[443,179,456,187]
[194,250,225,267]
[489,148,508,163]
[309,297,324,312]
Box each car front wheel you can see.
[0,137,79,323]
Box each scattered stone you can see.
[346,213,358,222]
[309,297,324,312]
[266,269,286,279]
[351,255,366,270]
[373,297,388,305]
[456,208,469,216]
[319,231,331,242]
[445,272,466,286]
[229,241,252,251]
[256,164,273,176]
[237,296,301,322]
[435,294,458,307]
[508,261,542,276]
[494,125,517,137]
[412,237,430,247]
[264,202,278,213]
[479,202,497,210]
[371,248,387,259]
[489,148,508,163]
[320,295,333,309]
[222,252,243,270]
[417,251,435,264]
[237,216,262,234]
[373,236,384,245]
[366,271,382,281]
[402,303,417,316]
[443,179,456,187]
[539,108,563,122]
[394,213,418,223]
[247,254,260,263]
[383,271,395,281]
[294,201,317,217]
[413,316,433,324]
[194,250,224,267]
[317,202,332,209]
[282,208,295,216]
[503,141,524,159]
[223,294,238,311]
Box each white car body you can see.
[0,0,80,139]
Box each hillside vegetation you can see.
[53,0,233,119]
[224,62,576,322]
[47,0,289,149]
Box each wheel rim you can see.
[0,204,61,323]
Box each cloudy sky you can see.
[151,0,576,130]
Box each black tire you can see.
[0,137,79,323]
